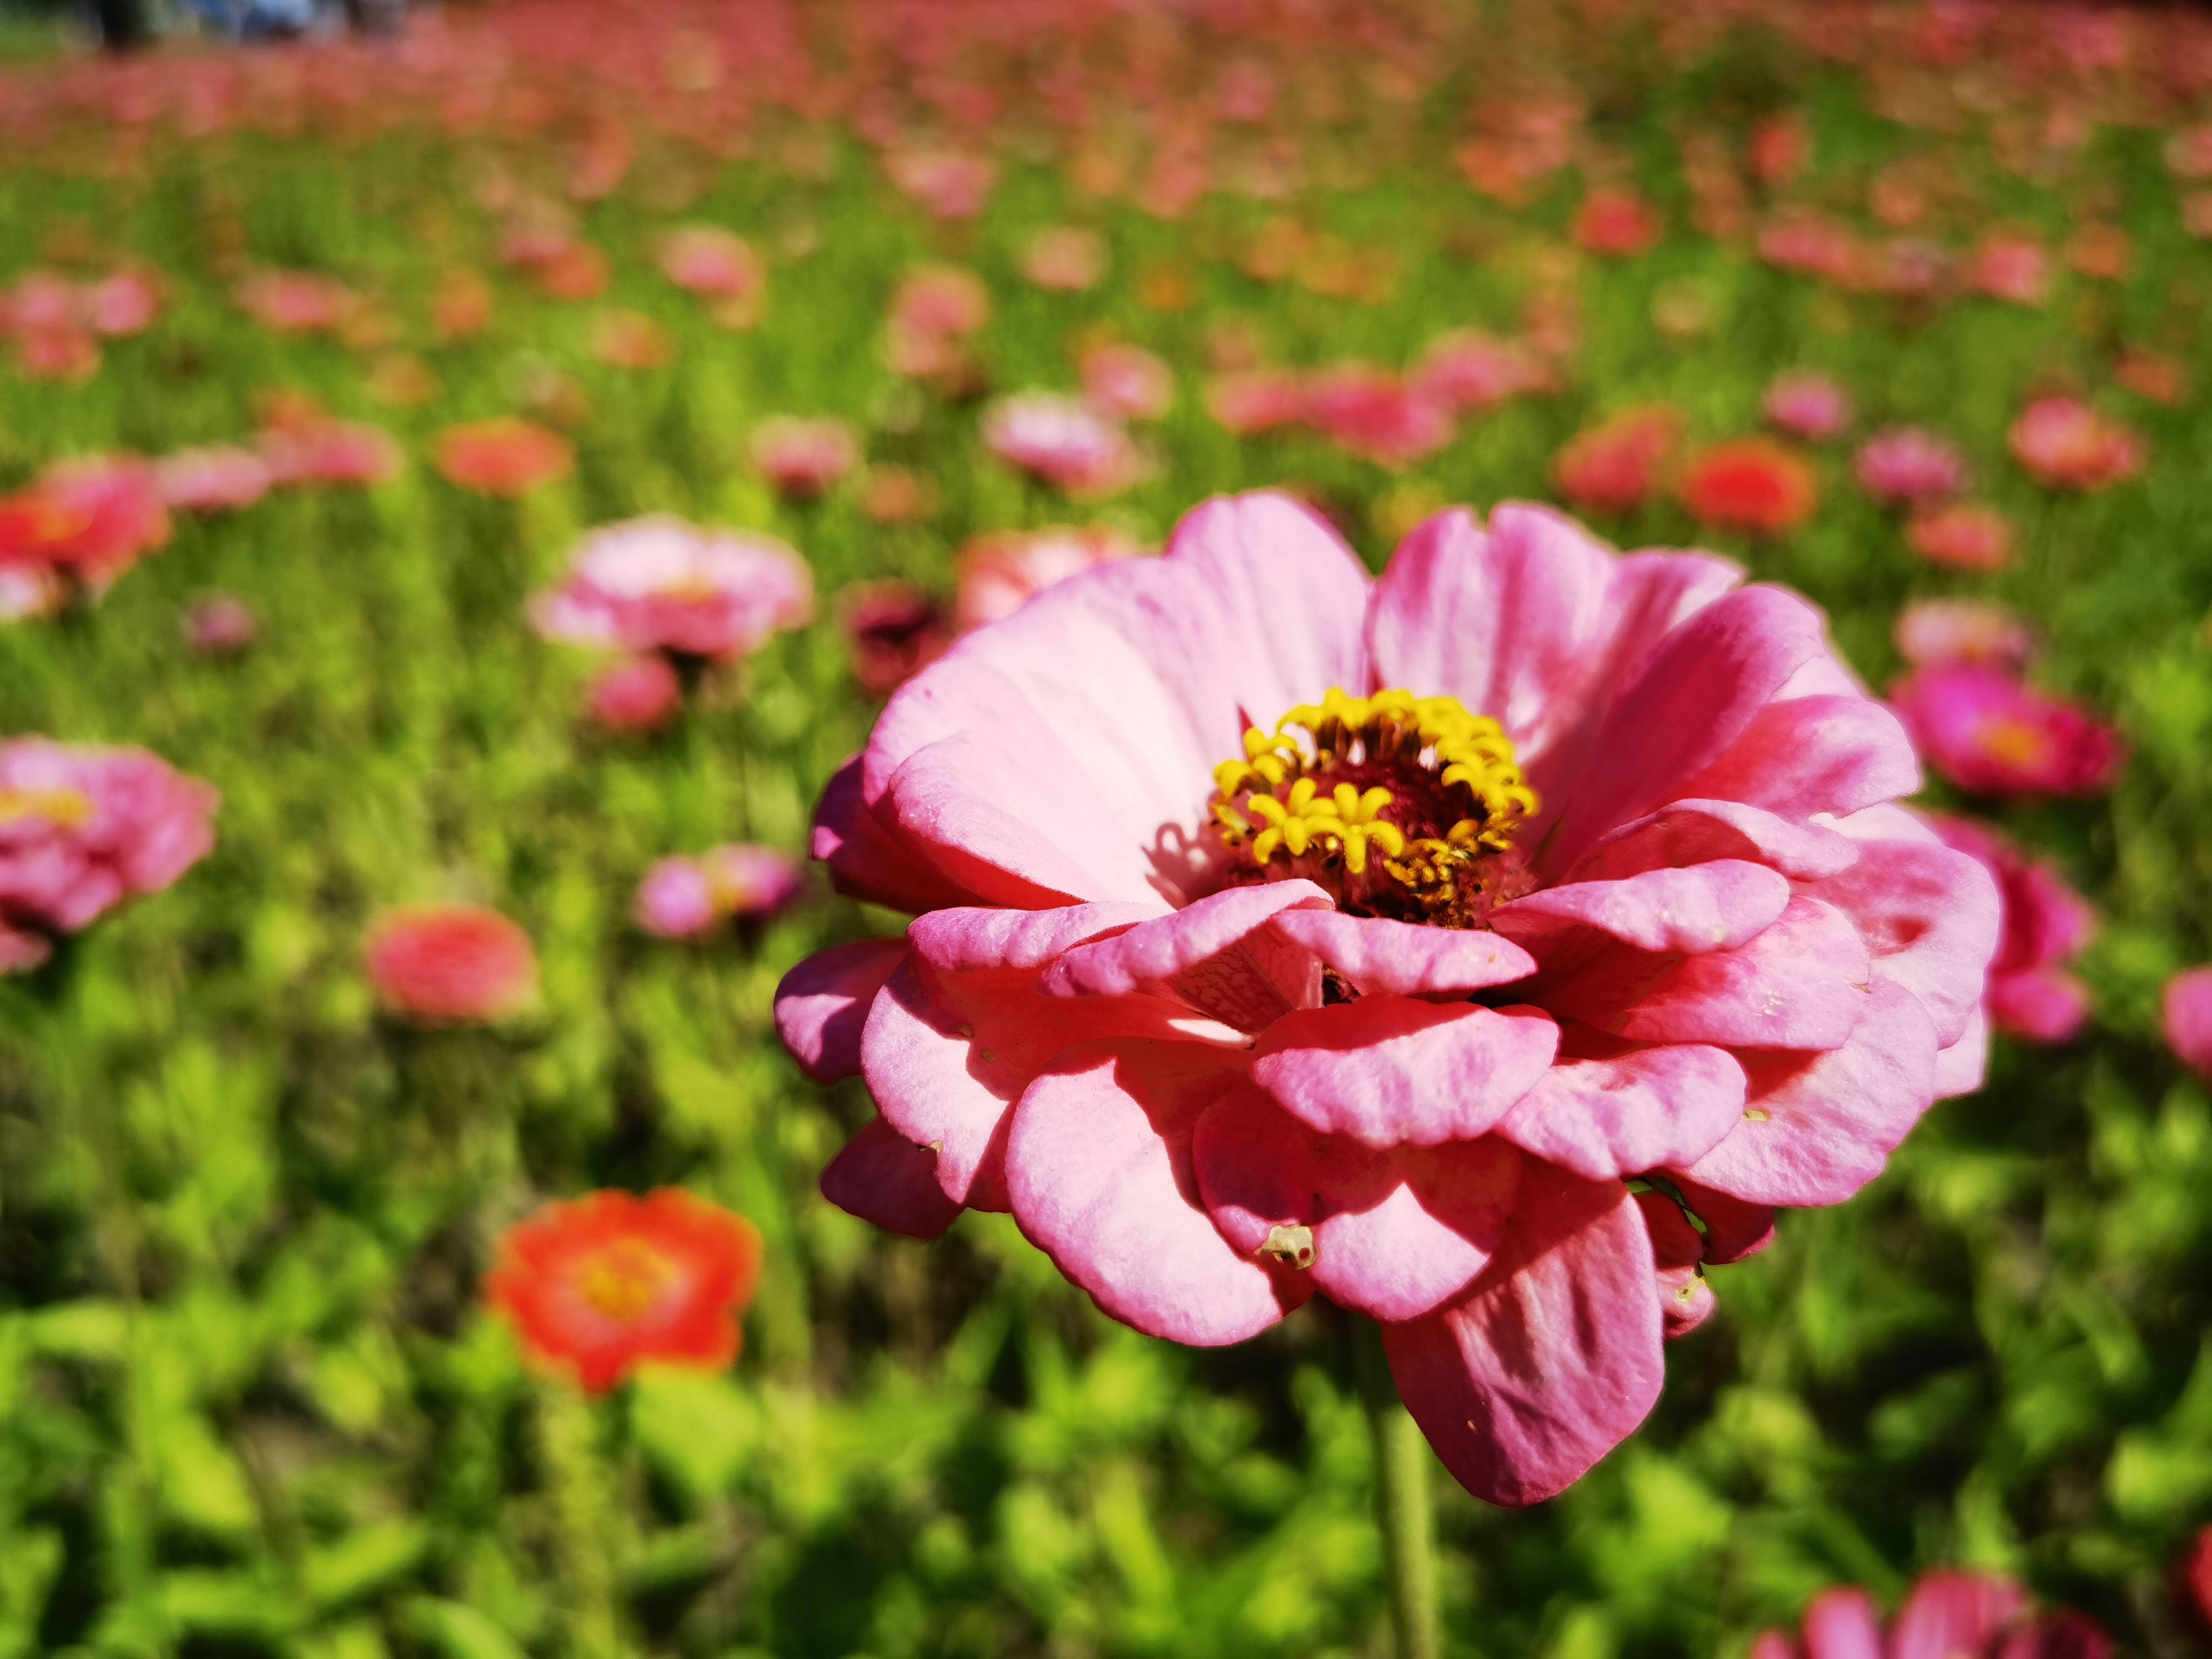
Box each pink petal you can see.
[908,901,1158,974]
[860,954,1205,1210]
[1007,1038,1309,1345]
[1250,999,1560,1147]
[1889,1572,2029,1659]
[1672,695,1921,821]
[1750,1634,1803,1659]
[1365,503,1614,757]
[1806,838,1999,1047]
[1633,1189,1714,1338]
[1042,881,1332,1031]
[1267,908,1538,997]
[1799,1586,1885,1659]
[1568,798,1860,884]
[1192,1084,1521,1321]
[1680,977,1940,1206]
[1382,1159,1665,1506]
[820,1117,965,1240]
[773,937,910,1083]
[1492,1031,1747,1181]
[881,730,1127,905]
[1545,586,1829,871]
[1990,967,2089,1042]
[1664,1171,1776,1262]
[812,757,977,913]
[1535,896,1871,1050]
[1936,1008,1990,1098]
[1492,859,1793,956]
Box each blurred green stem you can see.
[1354,1317,1441,1659]
[538,1377,625,1659]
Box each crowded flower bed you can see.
[4,0,2212,1654]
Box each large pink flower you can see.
[1890,665,2123,798]
[774,492,1997,1506]
[0,737,219,971]
[532,516,814,660]
[1753,1569,2109,1659]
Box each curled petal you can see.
[1492,860,1792,956]
[1192,1084,1521,1321]
[774,936,909,1083]
[1632,1189,1714,1338]
[1382,1160,1664,1507]
[1806,838,1999,1047]
[1250,999,1559,1147]
[1268,907,1537,998]
[909,901,1158,975]
[1042,881,1331,1030]
[812,757,976,912]
[1569,797,1860,884]
[1681,978,1939,1206]
[820,1117,965,1239]
[1007,1039,1309,1345]
[1664,1171,1776,1263]
[1492,1033,1747,1181]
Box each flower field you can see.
[6,2,2212,1654]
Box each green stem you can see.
[1354,1317,1441,1659]
[538,1378,625,1659]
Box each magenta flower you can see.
[2164,968,2212,1081]
[748,416,860,501]
[0,738,219,972]
[584,655,683,733]
[1891,664,2122,798]
[982,394,1146,497]
[1857,427,1968,507]
[532,517,814,660]
[1926,814,2094,1043]
[1752,1569,2109,1659]
[1080,343,1175,422]
[1302,366,1457,470]
[2008,397,2145,492]
[1893,599,2033,673]
[774,492,1997,1506]
[636,845,804,938]
[157,446,273,514]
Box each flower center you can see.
[0,786,93,828]
[575,1238,677,1323]
[1976,716,2052,769]
[1206,689,1539,927]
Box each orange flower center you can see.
[576,1238,678,1323]
[0,786,93,828]
[1206,689,1539,927]
[1976,717,2052,770]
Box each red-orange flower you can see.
[486,1189,763,1393]
[434,419,575,497]
[366,903,537,1022]
[1679,439,1818,536]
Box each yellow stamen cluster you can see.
[0,786,93,829]
[577,1240,677,1323]
[1209,689,1537,888]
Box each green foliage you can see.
[4,10,2212,1656]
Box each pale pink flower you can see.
[157,446,272,514]
[634,857,720,939]
[533,516,814,660]
[83,269,159,338]
[885,266,989,377]
[1206,368,1309,435]
[1080,343,1175,422]
[2163,968,2212,1081]
[982,394,1145,497]
[1413,332,1549,414]
[1762,372,1853,443]
[1020,226,1107,292]
[237,270,355,334]
[1906,504,2013,571]
[1926,814,2094,1043]
[885,147,996,220]
[1856,427,1968,507]
[1893,599,2033,672]
[953,525,1148,633]
[1758,211,1859,282]
[658,226,763,301]
[636,844,804,938]
[2008,397,2145,491]
[1890,664,2123,798]
[749,416,859,500]
[0,737,219,970]
[776,491,1997,1507]
[585,655,683,734]
[1966,233,2051,306]
[258,421,403,489]
[0,564,63,623]
[1752,1569,2109,1659]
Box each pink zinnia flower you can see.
[1081,343,1174,422]
[885,266,989,377]
[1752,1570,2109,1659]
[533,516,814,660]
[237,270,355,334]
[435,419,574,497]
[749,416,859,500]
[1573,189,1663,257]
[1763,372,1853,443]
[1758,211,1859,282]
[365,903,537,1023]
[1856,427,1968,507]
[885,147,996,220]
[584,655,683,734]
[1303,367,1456,470]
[1414,332,1549,414]
[658,226,762,301]
[1553,407,1681,515]
[982,394,1146,497]
[1894,599,2033,672]
[156,446,272,514]
[774,491,1997,1506]
[1020,226,1107,292]
[1906,503,2013,571]
[1206,368,1310,435]
[953,525,1148,633]
[1679,439,1819,537]
[0,457,172,590]
[636,844,805,939]
[1891,664,2122,798]
[83,269,160,338]
[839,580,953,699]
[2008,397,2144,491]
[2164,968,2212,1081]
[1926,813,2094,1043]
[1967,233,2052,306]
[0,737,219,972]
[258,420,403,489]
